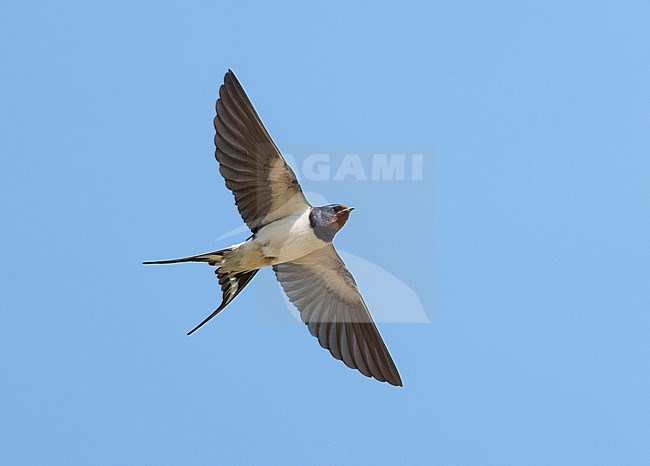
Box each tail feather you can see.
[187,269,259,335]
[143,250,225,266]
[144,245,257,334]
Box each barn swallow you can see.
[145,70,402,386]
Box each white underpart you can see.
[216,207,326,273]
[255,207,328,264]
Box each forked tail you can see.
[143,248,259,335]
[143,249,227,266]
[186,268,259,335]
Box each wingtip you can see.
[384,375,403,387]
[224,69,243,90]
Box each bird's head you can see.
[310,204,355,242]
[328,204,355,229]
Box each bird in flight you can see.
[145,70,402,386]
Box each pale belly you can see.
[217,208,328,272]
[253,208,328,265]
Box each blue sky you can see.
[1,1,649,464]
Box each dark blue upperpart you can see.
[309,204,352,243]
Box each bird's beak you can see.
[341,207,355,214]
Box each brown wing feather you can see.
[273,244,403,386]
[215,70,309,231]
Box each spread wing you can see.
[214,70,310,232]
[273,244,403,386]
